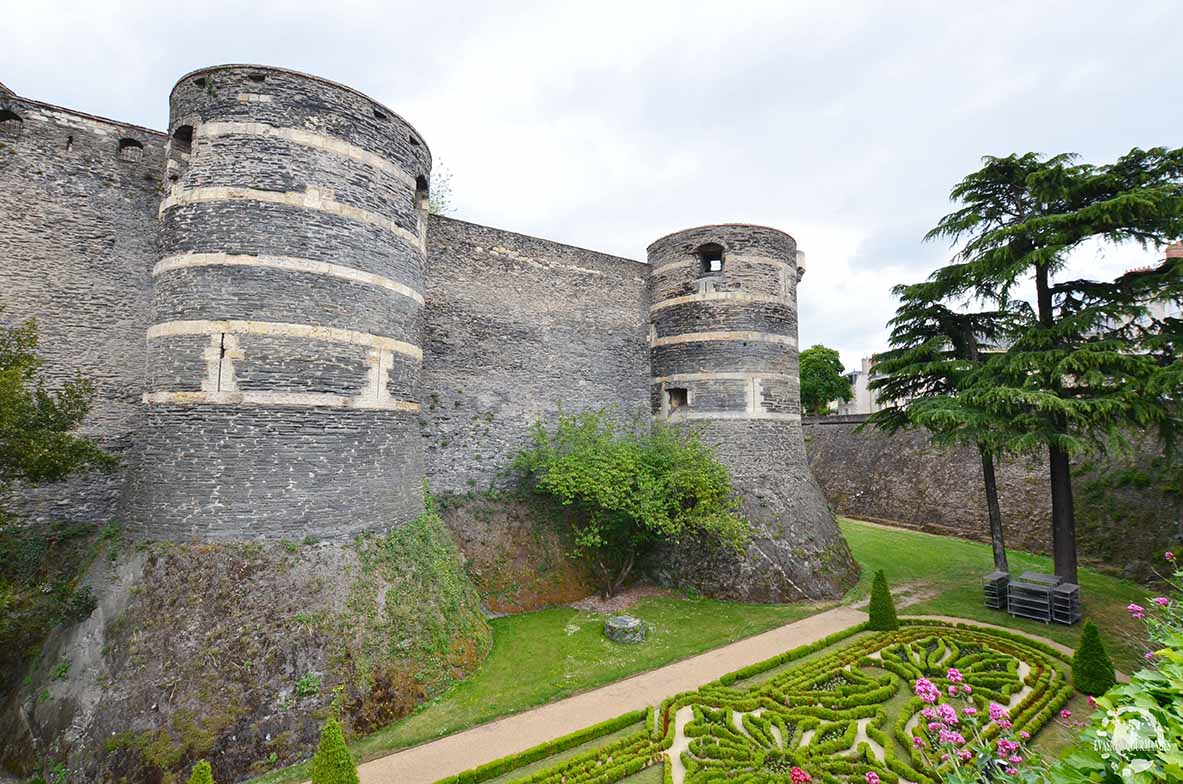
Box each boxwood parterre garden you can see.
[434,619,1073,784]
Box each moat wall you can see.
[803,414,1183,580]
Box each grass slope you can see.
[839,518,1149,672]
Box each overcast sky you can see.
[4,1,1180,368]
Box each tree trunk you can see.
[1035,263,1079,584]
[978,445,1009,573]
[1049,443,1078,584]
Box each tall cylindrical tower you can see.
[122,65,431,540]
[647,225,857,601]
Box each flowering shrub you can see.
[1043,551,1183,784]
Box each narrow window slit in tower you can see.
[65,135,73,152]
[216,333,227,392]
[415,175,429,210]
[668,387,688,411]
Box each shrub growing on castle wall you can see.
[513,410,749,597]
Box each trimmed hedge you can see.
[310,718,359,784]
[188,760,214,784]
[867,569,899,631]
[441,620,1072,784]
[1072,621,1116,695]
[431,709,649,784]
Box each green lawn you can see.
[251,518,1154,783]
[839,518,1150,672]
[250,595,820,783]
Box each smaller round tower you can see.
[122,65,431,540]
[647,224,857,601]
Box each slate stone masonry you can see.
[121,65,431,539]
[646,226,858,601]
[0,65,858,601]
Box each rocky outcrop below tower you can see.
[646,225,858,601]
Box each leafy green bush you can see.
[513,410,748,597]
[867,569,898,631]
[310,718,358,784]
[188,759,215,784]
[1072,621,1116,695]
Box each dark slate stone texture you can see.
[646,225,858,601]
[420,215,651,494]
[121,65,429,539]
[0,94,163,523]
[121,406,423,540]
[1,68,856,602]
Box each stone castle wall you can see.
[421,216,651,494]
[803,414,1183,579]
[0,65,854,602]
[0,94,164,522]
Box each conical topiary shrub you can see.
[1072,621,1116,695]
[867,569,899,631]
[310,717,359,784]
[188,760,214,784]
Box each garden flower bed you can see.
[433,620,1074,784]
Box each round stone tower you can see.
[647,224,857,601]
[122,65,431,540]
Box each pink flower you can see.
[946,667,964,683]
[957,749,973,762]
[914,678,940,704]
[940,753,950,762]
[1087,696,1097,709]
[998,719,1013,730]
[962,684,973,694]
[921,707,936,719]
[1127,603,1146,620]
[962,707,977,717]
[1166,551,1176,562]
[938,729,966,746]
[937,703,960,725]
[997,738,1020,757]
[1060,709,1072,719]
[790,768,812,784]
[1006,768,1019,776]
[1019,730,1030,740]
[912,736,927,749]
[1153,597,1170,606]
[1144,651,1156,662]
[988,703,1009,722]
[948,685,959,696]
[928,721,943,733]
[1010,754,1023,764]
[865,773,880,784]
